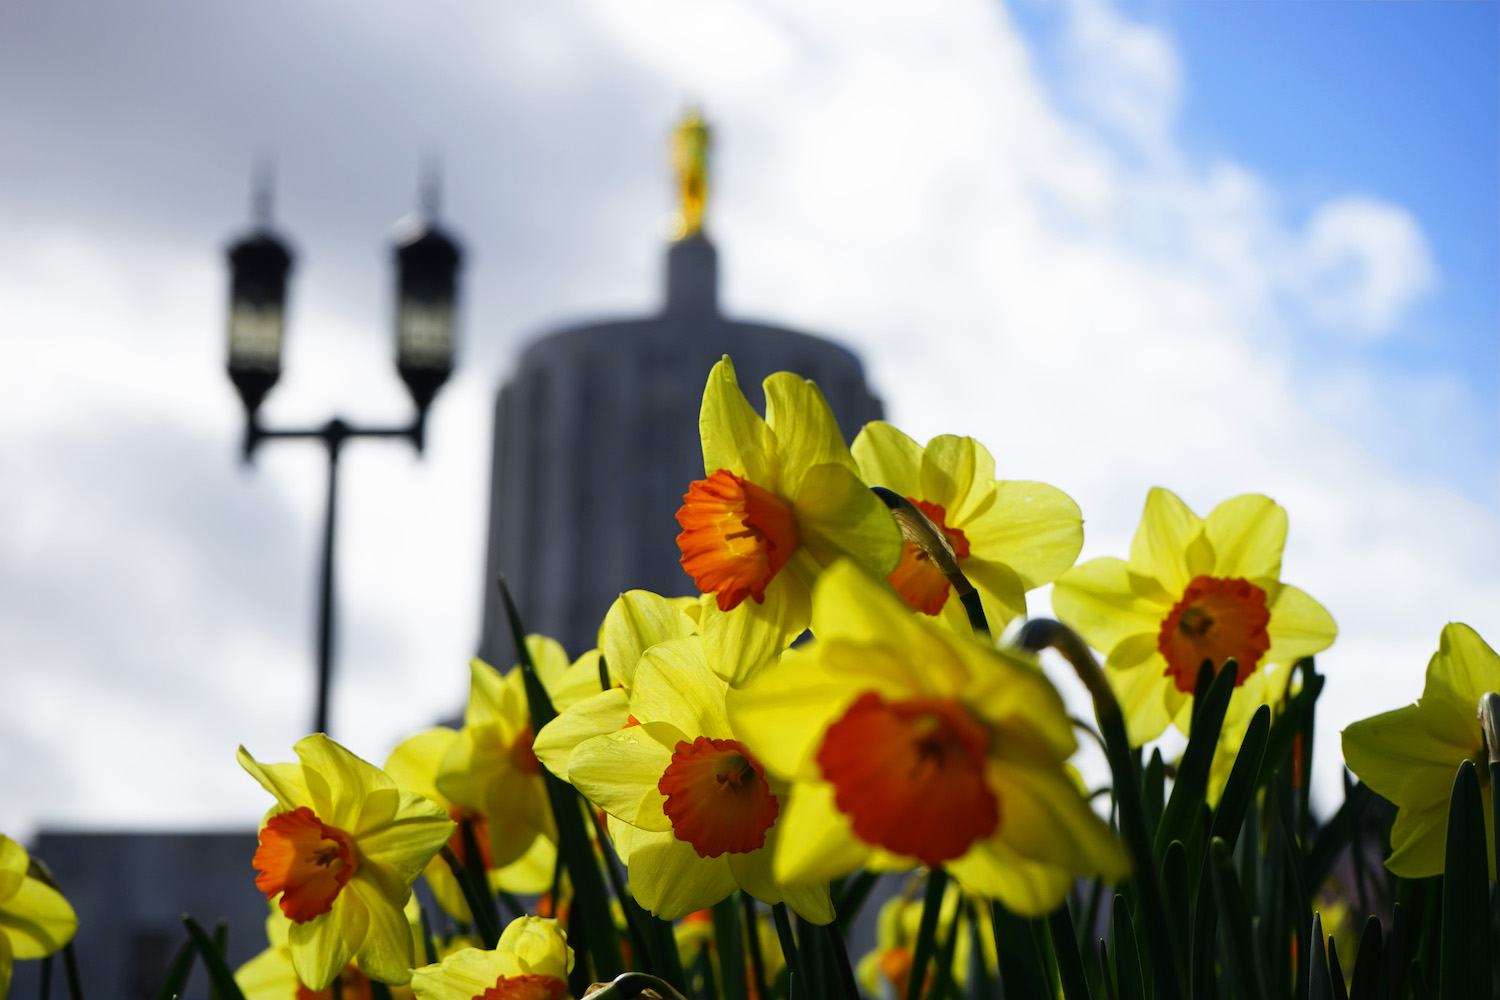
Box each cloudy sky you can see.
[1,0,1495,840]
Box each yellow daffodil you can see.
[851,423,1082,632]
[235,899,422,1000]
[239,735,455,988]
[0,835,77,999]
[676,356,902,685]
[1342,623,1498,878]
[533,591,700,780]
[411,916,573,1000]
[855,881,994,1000]
[728,561,1129,916]
[385,728,556,921]
[555,635,833,923]
[1052,488,1337,746]
[436,638,601,875]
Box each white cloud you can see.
[0,0,1491,841]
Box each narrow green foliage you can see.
[1210,838,1265,999]
[1388,903,1407,1000]
[834,870,878,934]
[369,981,393,1000]
[712,897,747,1000]
[1049,901,1094,1000]
[458,819,503,944]
[1439,761,1491,1000]
[1109,896,1144,1000]
[823,921,861,1000]
[1308,913,1334,1000]
[1307,784,1374,897]
[1326,936,1347,1000]
[967,901,998,1000]
[771,902,803,999]
[928,894,964,1000]
[1156,662,1236,862]
[60,944,83,1000]
[1212,706,1270,851]
[741,895,767,1000]
[499,577,622,983]
[152,938,195,1000]
[1160,840,1190,977]
[439,846,501,947]
[1296,659,1319,845]
[39,954,52,1000]
[1273,779,1313,1000]
[418,905,439,967]
[907,869,948,1000]
[1348,915,1382,1000]
[182,917,247,1000]
[207,922,229,1000]
[1258,668,1324,794]
[992,900,1050,1000]
[1144,749,1165,834]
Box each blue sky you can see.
[1014,0,1499,509]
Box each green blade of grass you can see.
[1209,838,1264,1000]
[182,917,247,1000]
[1438,761,1491,1000]
[1156,663,1236,863]
[152,937,195,1000]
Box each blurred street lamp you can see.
[224,175,463,736]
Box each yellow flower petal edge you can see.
[1343,622,1498,878]
[410,917,572,1000]
[239,736,454,988]
[0,835,77,965]
[730,561,1128,915]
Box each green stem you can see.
[771,903,803,998]
[907,869,949,1000]
[61,944,84,1000]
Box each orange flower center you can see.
[1158,575,1272,693]
[658,736,780,858]
[446,807,493,869]
[676,470,799,612]
[879,947,920,1000]
[817,691,998,866]
[476,974,569,1000]
[888,499,972,616]
[253,806,359,923]
[295,965,372,1000]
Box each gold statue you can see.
[672,109,710,239]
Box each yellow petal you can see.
[987,764,1130,882]
[959,481,1083,590]
[625,828,737,920]
[630,638,733,738]
[1104,656,1174,746]
[490,837,557,895]
[1129,488,1209,595]
[851,422,923,497]
[599,590,700,690]
[1341,704,1476,811]
[566,731,674,831]
[294,735,397,833]
[780,880,837,927]
[0,876,77,959]
[763,371,856,497]
[1264,585,1337,665]
[238,748,315,816]
[1383,802,1448,879]
[771,781,870,887]
[384,729,458,806]
[917,435,996,523]
[289,907,354,992]
[1204,494,1286,581]
[533,688,630,779]
[957,558,1029,633]
[1427,622,1500,716]
[700,356,778,488]
[793,462,903,577]
[462,659,524,734]
[234,944,300,1000]
[699,567,810,686]
[945,838,1074,916]
[726,647,859,779]
[496,916,573,978]
[352,792,454,899]
[0,837,28,900]
[1052,558,1170,662]
[348,877,416,985]
[411,948,528,1000]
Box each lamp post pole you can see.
[224,179,463,736]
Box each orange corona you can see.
[817,692,998,866]
[252,806,359,923]
[1158,576,1271,692]
[658,736,780,858]
[476,974,569,1000]
[887,499,971,615]
[676,470,798,611]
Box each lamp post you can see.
[225,181,463,736]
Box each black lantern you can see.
[226,227,294,420]
[393,216,462,416]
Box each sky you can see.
[0,0,1495,841]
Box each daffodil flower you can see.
[235,899,423,1000]
[436,638,601,874]
[1051,487,1337,746]
[557,636,833,923]
[411,916,573,1000]
[728,561,1129,916]
[855,881,994,1000]
[239,735,455,988]
[676,356,902,685]
[533,590,701,780]
[1342,622,1498,878]
[0,835,77,999]
[385,728,556,921]
[851,423,1082,632]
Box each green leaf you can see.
[928,894,965,1000]
[1327,936,1348,1000]
[1347,915,1382,1000]
[1156,662,1236,862]
[1048,900,1093,1000]
[1439,761,1491,1000]
[182,917,247,1000]
[1110,895,1144,1000]
[439,847,501,948]
[1308,912,1333,1000]
[1307,783,1374,896]
[1159,841,1190,971]
[1143,749,1165,836]
[498,577,623,985]
[208,922,229,1000]
[713,897,747,1000]
[152,937,196,1000]
[1273,779,1313,1000]
[993,900,1050,1000]
[907,870,948,1000]
[1211,706,1269,851]
[1209,838,1264,999]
